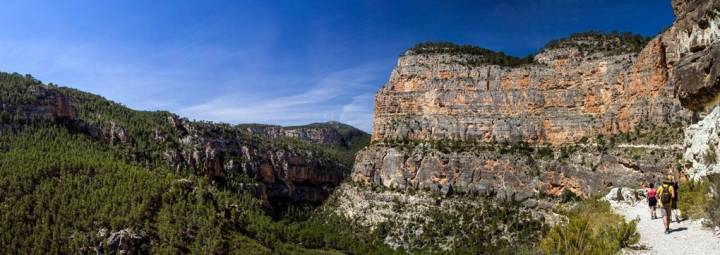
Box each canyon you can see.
[334,0,720,251]
[1,0,719,253]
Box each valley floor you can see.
[612,200,720,255]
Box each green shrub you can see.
[543,31,650,56]
[540,199,639,255]
[705,174,720,226]
[560,189,581,203]
[536,146,554,159]
[678,178,710,220]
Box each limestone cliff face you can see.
[671,0,720,179]
[683,106,720,179]
[242,124,346,147]
[372,38,689,145]
[667,0,720,110]
[351,143,672,198]
[356,32,698,197]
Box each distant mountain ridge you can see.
[237,121,369,151]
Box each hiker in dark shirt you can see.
[656,176,676,234]
[672,177,681,223]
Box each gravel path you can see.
[615,144,683,150]
[612,200,720,255]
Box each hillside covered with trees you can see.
[0,72,391,254]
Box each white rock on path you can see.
[603,187,645,204]
[612,199,720,255]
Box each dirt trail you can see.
[615,144,683,150]
[612,200,720,255]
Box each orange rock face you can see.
[353,30,700,197]
[372,38,691,145]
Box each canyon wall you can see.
[352,22,715,197]
[668,0,720,179]
[372,37,689,145]
[668,0,720,111]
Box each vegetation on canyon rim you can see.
[543,30,652,56]
[407,41,536,67]
[406,31,651,67]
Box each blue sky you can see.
[0,0,675,132]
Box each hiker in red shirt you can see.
[647,182,658,219]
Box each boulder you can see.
[106,228,147,254]
[603,187,645,204]
[109,121,130,145]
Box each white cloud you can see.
[178,64,383,132]
[339,93,374,132]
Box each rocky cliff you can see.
[159,115,351,204]
[354,31,696,197]
[668,0,720,179]
[238,122,369,150]
[0,75,76,125]
[668,0,720,111]
[372,35,689,145]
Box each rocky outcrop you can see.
[0,81,77,124]
[352,141,678,198]
[105,228,148,254]
[331,184,547,252]
[158,115,350,204]
[240,121,369,149]
[666,0,720,110]
[668,0,720,180]
[684,106,720,179]
[602,187,645,204]
[108,121,130,145]
[372,36,690,145]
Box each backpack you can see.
[660,184,672,204]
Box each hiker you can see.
[656,176,676,234]
[647,183,657,219]
[671,176,681,223]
